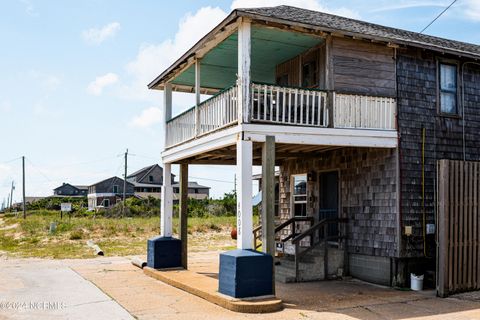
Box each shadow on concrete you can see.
[275,278,480,319]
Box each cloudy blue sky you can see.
[1,0,479,204]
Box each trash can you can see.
[410,273,424,291]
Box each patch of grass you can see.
[0,210,254,259]
[69,229,84,240]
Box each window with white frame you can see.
[103,199,110,207]
[292,174,307,217]
[439,63,458,114]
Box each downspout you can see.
[394,47,403,259]
[422,126,429,258]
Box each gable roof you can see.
[149,5,480,89]
[89,176,134,187]
[54,183,80,191]
[127,164,176,182]
[127,164,159,180]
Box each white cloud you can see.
[370,1,448,13]
[82,22,121,45]
[231,0,360,18]
[121,6,227,102]
[19,0,38,16]
[87,73,119,96]
[463,0,480,21]
[129,107,162,128]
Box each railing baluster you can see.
[294,89,298,124]
[276,87,280,122]
[263,85,267,121]
[300,90,304,125]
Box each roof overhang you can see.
[149,8,480,93]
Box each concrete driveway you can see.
[1,252,480,320]
[0,256,133,320]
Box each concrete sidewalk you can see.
[0,256,133,320]
[75,251,480,320]
[2,252,480,320]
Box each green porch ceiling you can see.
[171,26,323,90]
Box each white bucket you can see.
[410,273,424,291]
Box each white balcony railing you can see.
[165,83,397,148]
[166,85,238,148]
[165,107,196,148]
[199,85,238,135]
[251,83,328,127]
[333,93,396,130]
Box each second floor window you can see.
[439,63,458,115]
[113,185,118,193]
[149,175,154,182]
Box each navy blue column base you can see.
[218,249,273,298]
[147,236,182,269]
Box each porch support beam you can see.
[163,83,172,149]
[160,163,173,237]
[179,163,188,269]
[262,136,276,294]
[195,59,201,136]
[261,135,276,256]
[238,18,251,124]
[236,139,253,249]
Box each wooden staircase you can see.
[253,217,348,283]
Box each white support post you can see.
[237,19,251,124]
[161,162,173,237]
[195,59,201,136]
[236,139,253,249]
[161,83,173,237]
[163,83,172,147]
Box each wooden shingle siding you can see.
[279,147,398,257]
[396,49,480,258]
[276,56,301,86]
[332,37,396,97]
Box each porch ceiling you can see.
[178,143,344,165]
[170,25,323,91]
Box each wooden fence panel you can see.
[437,160,480,297]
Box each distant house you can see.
[172,181,210,200]
[127,164,210,200]
[126,164,174,199]
[53,183,88,197]
[87,177,134,210]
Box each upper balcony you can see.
[149,16,398,163]
[165,82,396,148]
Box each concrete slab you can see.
[0,258,133,320]
[143,266,282,313]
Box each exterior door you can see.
[319,171,339,238]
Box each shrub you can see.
[69,229,84,240]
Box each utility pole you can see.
[123,149,128,215]
[9,181,14,210]
[22,156,26,219]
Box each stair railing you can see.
[252,216,314,251]
[291,218,348,281]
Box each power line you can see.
[188,176,234,184]
[0,157,21,164]
[419,0,458,34]
[25,158,53,182]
